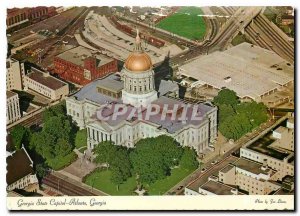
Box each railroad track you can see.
[221,8,294,63]
[42,173,98,196]
[245,14,294,63]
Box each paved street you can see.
[165,114,286,195]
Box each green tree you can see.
[154,135,183,168]
[35,163,49,179]
[213,89,239,107]
[30,132,56,160]
[110,148,132,179]
[10,125,31,150]
[180,147,199,170]
[43,115,72,143]
[55,138,73,157]
[218,104,235,123]
[129,136,177,184]
[93,141,118,167]
[111,166,124,191]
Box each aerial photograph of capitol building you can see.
[5,4,294,211]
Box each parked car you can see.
[211,160,219,165]
[177,186,184,190]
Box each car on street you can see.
[177,186,184,190]
[211,160,219,165]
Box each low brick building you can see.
[54,46,118,85]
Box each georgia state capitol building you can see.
[66,31,218,155]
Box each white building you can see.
[6,58,25,91]
[66,32,218,155]
[6,146,39,192]
[240,117,294,180]
[6,91,21,125]
[24,67,69,100]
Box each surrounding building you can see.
[6,91,21,125]
[231,158,281,195]
[185,157,282,195]
[53,46,118,85]
[6,58,25,91]
[240,116,294,180]
[178,43,294,103]
[24,67,69,100]
[6,146,39,192]
[198,180,244,195]
[281,15,294,25]
[66,32,218,155]
[7,7,57,30]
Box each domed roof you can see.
[124,29,152,72]
[125,52,152,72]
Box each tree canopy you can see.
[10,125,31,150]
[130,135,184,184]
[214,89,269,140]
[180,147,199,170]
[213,89,239,107]
[92,135,199,187]
[29,103,78,164]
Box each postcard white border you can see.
[2,0,298,214]
[7,195,294,210]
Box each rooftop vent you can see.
[261,165,268,171]
[224,76,232,83]
[231,188,238,195]
[208,175,219,182]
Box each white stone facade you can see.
[24,69,69,101]
[86,107,217,155]
[6,91,21,125]
[6,174,38,191]
[121,67,158,107]
[6,58,25,91]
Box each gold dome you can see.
[124,29,152,72]
[125,52,152,72]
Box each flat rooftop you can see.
[73,74,123,105]
[220,164,234,174]
[200,180,244,195]
[73,74,178,105]
[27,68,67,90]
[97,78,123,93]
[247,131,291,160]
[186,156,239,192]
[234,158,273,176]
[57,46,114,68]
[6,91,17,99]
[178,43,294,100]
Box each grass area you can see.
[156,7,206,40]
[84,170,137,195]
[84,166,195,195]
[46,151,78,170]
[75,129,87,149]
[231,33,252,46]
[146,166,195,195]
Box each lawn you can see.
[84,166,195,195]
[46,151,78,170]
[146,166,195,195]
[75,129,87,149]
[84,170,137,195]
[156,7,207,40]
